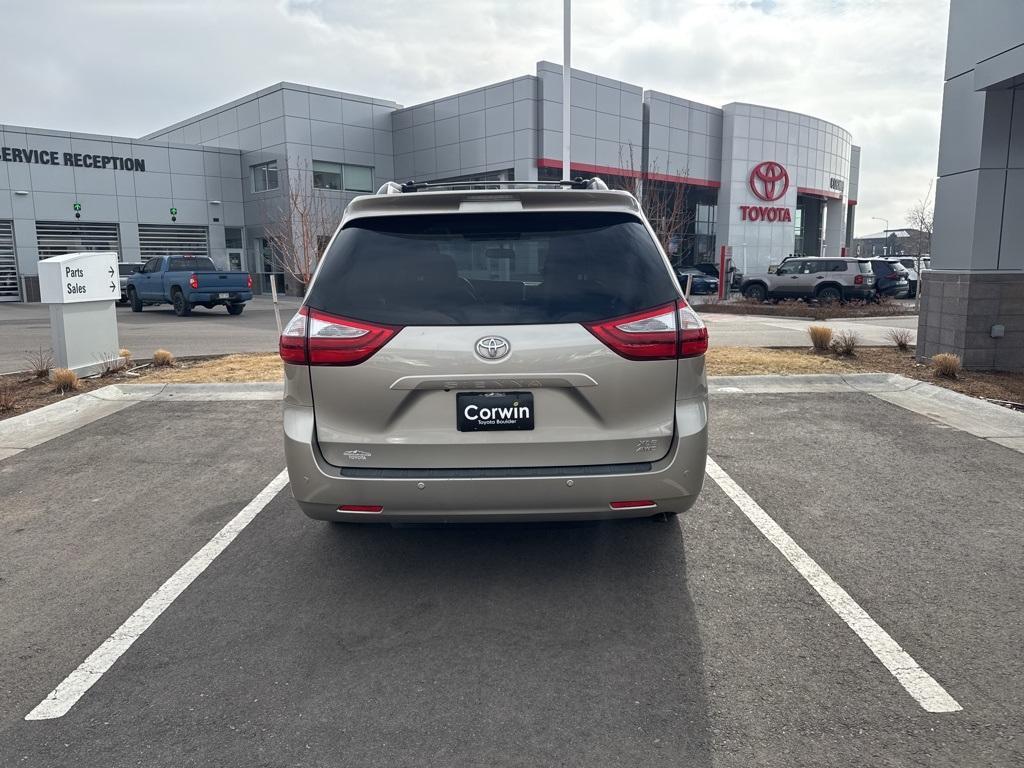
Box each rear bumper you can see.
[877,284,909,298]
[283,398,709,522]
[189,291,252,303]
[844,286,876,300]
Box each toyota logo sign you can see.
[749,161,790,202]
[475,336,510,359]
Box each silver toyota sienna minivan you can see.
[280,178,709,523]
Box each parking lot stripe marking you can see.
[24,468,290,721]
[704,457,962,714]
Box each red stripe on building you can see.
[535,158,721,188]
[847,199,858,205]
[796,186,843,200]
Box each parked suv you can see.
[280,179,710,523]
[868,259,911,299]
[740,257,876,302]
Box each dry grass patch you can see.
[829,330,859,357]
[0,379,17,413]
[26,347,54,379]
[933,352,962,379]
[142,353,283,383]
[887,327,913,351]
[51,368,80,393]
[807,325,833,352]
[706,347,851,376]
[152,349,175,367]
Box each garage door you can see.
[138,225,209,258]
[36,221,121,259]
[0,221,18,301]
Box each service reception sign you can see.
[38,251,120,304]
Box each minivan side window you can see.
[305,212,678,326]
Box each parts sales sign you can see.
[742,161,790,222]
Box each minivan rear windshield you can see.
[305,212,678,326]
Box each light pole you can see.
[562,0,571,181]
[872,216,889,256]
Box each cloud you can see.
[5,0,949,232]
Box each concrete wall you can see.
[715,104,854,273]
[391,76,538,183]
[920,0,1024,370]
[535,62,644,175]
[643,92,723,184]
[0,125,242,293]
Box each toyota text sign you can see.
[740,161,792,222]
[38,251,120,304]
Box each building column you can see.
[823,197,845,258]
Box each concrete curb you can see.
[0,382,283,460]
[709,372,1024,454]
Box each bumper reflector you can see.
[338,504,384,513]
[609,500,657,510]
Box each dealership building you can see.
[0,61,860,302]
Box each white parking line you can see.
[704,457,962,714]
[25,469,290,721]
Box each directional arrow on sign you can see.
[108,266,115,277]
[109,281,117,291]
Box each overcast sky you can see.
[5,0,949,234]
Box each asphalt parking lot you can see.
[1,377,1021,767]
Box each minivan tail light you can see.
[189,274,199,289]
[278,306,402,366]
[279,307,309,364]
[584,300,707,360]
[247,274,253,290]
[307,309,400,365]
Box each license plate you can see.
[457,392,534,432]
[218,293,230,299]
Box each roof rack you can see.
[376,177,610,195]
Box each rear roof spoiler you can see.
[377,177,610,194]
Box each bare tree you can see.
[905,181,935,308]
[616,145,694,260]
[905,180,934,257]
[262,161,342,295]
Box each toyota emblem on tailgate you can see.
[476,336,510,359]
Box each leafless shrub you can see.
[119,348,133,366]
[932,352,962,379]
[0,379,17,412]
[829,331,859,357]
[152,349,175,367]
[887,328,913,351]
[51,368,80,393]
[25,347,54,379]
[808,325,833,352]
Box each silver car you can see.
[280,179,709,523]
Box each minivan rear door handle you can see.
[390,373,599,390]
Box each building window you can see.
[313,161,374,192]
[343,164,374,192]
[313,161,342,190]
[251,161,278,192]
[224,227,243,249]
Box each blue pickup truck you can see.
[126,256,253,316]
